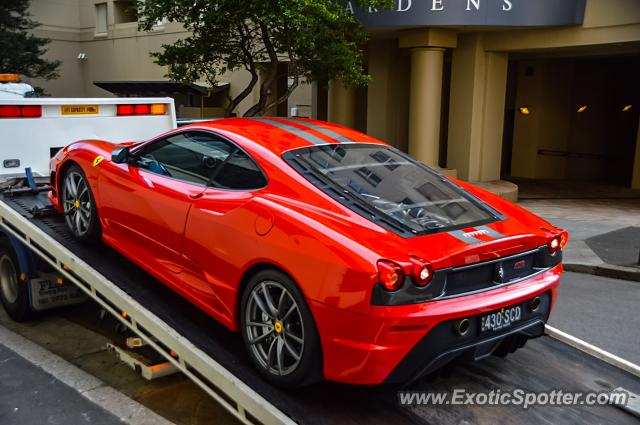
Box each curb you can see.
[564,263,640,283]
[0,324,177,425]
[545,325,640,378]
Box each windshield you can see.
[284,144,501,236]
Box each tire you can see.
[0,240,33,321]
[61,165,101,243]
[240,270,322,388]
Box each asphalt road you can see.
[549,271,640,365]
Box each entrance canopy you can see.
[94,81,229,97]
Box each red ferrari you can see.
[49,117,567,387]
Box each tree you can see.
[0,0,60,81]
[138,0,391,117]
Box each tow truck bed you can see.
[1,192,638,425]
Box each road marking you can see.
[545,325,640,378]
[0,324,176,425]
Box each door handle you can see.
[189,192,203,200]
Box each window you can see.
[284,144,501,235]
[113,0,137,24]
[214,151,267,190]
[134,131,266,190]
[95,3,107,34]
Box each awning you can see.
[93,81,229,97]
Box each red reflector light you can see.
[134,104,151,115]
[410,256,433,287]
[377,260,404,292]
[21,105,42,117]
[0,105,42,118]
[117,104,135,116]
[0,105,21,118]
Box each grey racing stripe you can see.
[475,225,506,240]
[277,118,354,144]
[448,229,484,245]
[249,117,328,145]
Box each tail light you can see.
[134,104,151,115]
[150,103,167,115]
[377,260,404,292]
[117,103,167,116]
[0,105,41,118]
[410,256,433,287]
[548,229,569,254]
[117,105,135,116]
[21,105,42,117]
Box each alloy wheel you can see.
[245,281,305,376]
[63,171,92,237]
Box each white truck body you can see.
[0,97,177,179]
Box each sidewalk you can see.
[0,324,175,425]
[519,198,640,282]
[0,343,123,425]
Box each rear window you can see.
[283,144,502,236]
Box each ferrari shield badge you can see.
[93,155,104,167]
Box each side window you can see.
[135,131,236,185]
[134,131,266,190]
[212,150,267,190]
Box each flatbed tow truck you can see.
[0,88,638,424]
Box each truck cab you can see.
[0,74,36,99]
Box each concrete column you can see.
[408,47,445,167]
[328,81,356,128]
[447,33,508,182]
[632,118,640,189]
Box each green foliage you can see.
[0,0,60,80]
[138,0,391,116]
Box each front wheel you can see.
[61,165,101,243]
[240,270,322,388]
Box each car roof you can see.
[185,117,387,156]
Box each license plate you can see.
[28,275,86,311]
[480,305,522,333]
[61,105,99,115]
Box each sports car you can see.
[49,116,567,387]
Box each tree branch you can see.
[244,22,280,117]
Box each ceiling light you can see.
[622,104,633,112]
[577,105,588,113]
[519,106,530,115]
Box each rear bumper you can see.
[310,263,562,385]
[383,293,549,384]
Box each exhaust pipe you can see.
[529,297,541,312]
[454,318,470,336]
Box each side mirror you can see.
[111,147,130,164]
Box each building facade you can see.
[28,0,640,196]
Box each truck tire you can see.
[61,165,101,243]
[240,269,323,388]
[0,240,33,321]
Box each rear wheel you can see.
[62,165,101,243]
[0,240,33,321]
[240,270,322,388]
